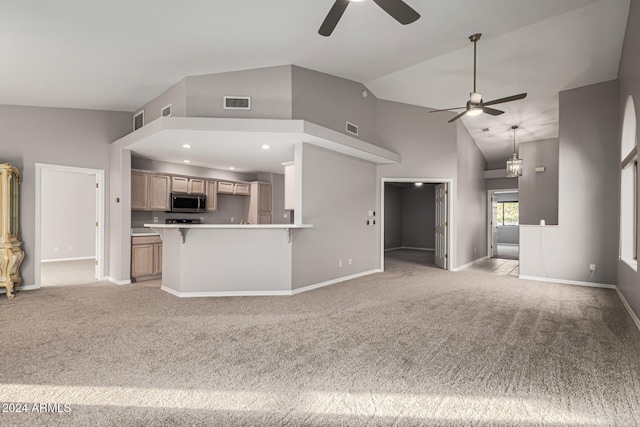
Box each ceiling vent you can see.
[133,111,144,131]
[346,121,359,136]
[224,96,251,110]
[161,104,172,117]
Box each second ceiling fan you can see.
[430,33,527,123]
[319,0,420,37]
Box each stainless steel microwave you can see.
[170,193,207,213]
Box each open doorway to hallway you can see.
[382,179,451,271]
[36,164,105,288]
[488,189,519,261]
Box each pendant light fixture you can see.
[506,125,523,178]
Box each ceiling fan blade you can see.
[319,0,350,36]
[448,110,468,123]
[483,93,527,107]
[482,107,504,116]
[372,0,420,25]
[429,106,466,113]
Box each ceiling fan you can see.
[430,33,527,123]
[319,0,420,37]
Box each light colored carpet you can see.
[2,249,640,426]
[40,259,97,287]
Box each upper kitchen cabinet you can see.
[171,176,205,195]
[218,182,250,195]
[131,170,170,211]
[206,181,218,212]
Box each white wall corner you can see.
[615,287,640,333]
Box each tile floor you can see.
[471,257,520,277]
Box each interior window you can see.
[620,96,638,266]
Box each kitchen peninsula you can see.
[145,223,313,297]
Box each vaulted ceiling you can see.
[0,0,629,166]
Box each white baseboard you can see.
[291,269,381,295]
[518,275,616,289]
[41,256,95,263]
[0,284,38,294]
[159,269,382,298]
[108,277,131,286]
[615,287,640,332]
[384,247,434,252]
[452,256,488,272]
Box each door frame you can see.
[35,163,106,288]
[487,188,518,258]
[381,178,454,272]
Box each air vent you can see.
[133,111,144,131]
[224,96,251,110]
[161,104,172,117]
[346,121,359,136]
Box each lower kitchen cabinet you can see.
[131,236,162,280]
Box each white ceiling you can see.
[0,0,630,167]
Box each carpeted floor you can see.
[2,249,640,426]
[40,259,98,287]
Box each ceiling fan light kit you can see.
[506,125,523,178]
[319,0,420,37]
[429,33,528,123]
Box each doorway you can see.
[487,189,519,260]
[381,179,452,272]
[35,164,105,288]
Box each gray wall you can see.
[186,65,293,119]
[292,66,378,143]
[498,227,519,245]
[617,0,640,320]
[292,144,377,289]
[0,104,131,287]
[519,138,559,225]
[136,78,187,124]
[520,80,619,285]
[41,171,96,260]
[456,121,488,266]
[384,184,403,249]
[486,177,518,191]
[375,100,461,266]
[402,185,435,250]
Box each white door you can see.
[434,183,448,269]
[491,194,498,258]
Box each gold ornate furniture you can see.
[0,164,24,298]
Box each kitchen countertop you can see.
[143,224,313,230]
[131,227,160,237]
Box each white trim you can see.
[452,256,488,272]
[108,277,131,286]
[621,257,638,272]
[41,256,95,263]
[291,269,381,295]
[615,287,640,332]
[487,188,518,258]
[159,270,381,298]
[518,275,616,289]
[385,246,435,252]
[381,178,454,272]
[0,284,38,294]
[35,164,105,290]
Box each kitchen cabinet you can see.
[247,182,272,224]
[171,176,206,195]
[131,170,170,211]
[206,180,218,211]
[131,235,162,280]
[218,181,250,195]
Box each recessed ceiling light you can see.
[183,160,191,163]
[262,144,270,150]
[229,166,236,170]
[181,144,192,149]
[482,128,490,132]
[414,182,423,187]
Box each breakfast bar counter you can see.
[144,223,313,297]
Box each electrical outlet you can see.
[231,217,235,223]
[373,220,376,225]
[348,258,352,265]
[368,210,374,217]
[338,260,343,268]
[200,217,204,222]
[283,213,289,219]
[54,247,59,253]
[590,264,596,272]
[153,217,158,223]
[68,246,73,251]
[366,220,371,225]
